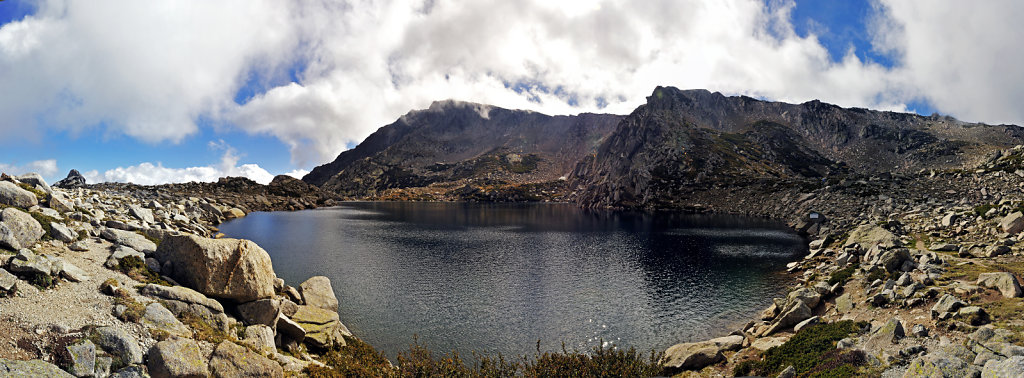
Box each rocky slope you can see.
[303,100,622,199]
[570,87,1024,211]
[0,173,353,376]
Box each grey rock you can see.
[47,192,74,213]
[0,222,21,251]
[65,339,96,377]
[0,181,39,208]
[238,298,281,328]
[794,316,821,333]
[786,287,822,309]
[930,243,960,252]
[299,276,339,312]
[94,326,144,365]
[956,306,990,326]
[100,228,156,254]
[154,235,276,302]
[94,356,112,378]
[68,240,90,251]
[128,205,154,224]
[1001,212,1024,234]
[280,299,299,317]
[836,293,855,313]
[60,260,91,282]
[109,366,147,378]
[289,305,350,348]
[50,222,78,243]
[777,365,796,378]
[209,340,284,378]
[977,272,1022,298]
[276,313,306,344]
[106,246,145,268]
[931,294,966,319]
[0,268,18,294]
[764,300,812,336]
[866,318,904,351]
[141,302,193,338]
[244,325,276,354]
[140,284,228,332]
[0,358,74,377]
[9,249,53,276]
[147,337,208,378]
[879,248,912,273]
[15,173,51,194]
[662,335,743,372]
[912,324,929,338]
[982,356,1024,378]
[1,207,44,248]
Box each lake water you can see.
[218,202,805,359]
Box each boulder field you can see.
[0,173,346,376]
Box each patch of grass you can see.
[975,204,996,217]
[306,336,397,377]
[28,272,56,290]
[865,269,887,284]
[136,231,161,248]
[112,291,146,323]
[116,256,170,286]
[744,320,868,377]
[828,265,858,286]
[28,212,59,241]
[179,312,230,344]
[981,297,1024,325]
[149,328,171,341]
[17,183,46,201]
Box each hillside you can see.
[302,101,622,199]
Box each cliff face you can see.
[570,87,1024,209]
[303,100,623,197]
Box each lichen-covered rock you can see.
[662,335,743,372]
[155,235,276,302]
[1000,212,1024,234]
[982,356,1024,378]
[977,272,1022,298]
[65,339,96,378]
[94,326,144,366]
[0,181,39,208]
[0,268,18,294]
[299,276,339,312]
[209,340,283,378]
[238,298,281,328]
[140,284,229,332]
[101,228,156,254]
[846,224,900,249]
[147,337,208,378]
[141,303,193,338]
[0,358,73,377]
[243,325,276,354]
[1,207,44,248]
[8,249,54,276]
[931,294,966,319]
[47,192,74,213]
[290,305,349,349]
[0,222,21,250]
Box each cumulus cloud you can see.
[285,169,310,179]
[83,142,275,185]
[2,0,1024,168]
[0,159,59,178]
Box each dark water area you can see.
[218,202,805,359]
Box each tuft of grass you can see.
[975,204,996,217]
[28,212,59,241]
[743,320,868,377]
[179,312,230,344]
[306,336,397,377]
[828,265,858,286]
[17,183,46,201]
[112,290,146,323]
[116,256,171,286]
[29,272,56,290]
[864,269,887,284]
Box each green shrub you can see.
[865,269,887,283]
[756,320,867,376]
[828,265,858,286]
[112,291,145,323]
[975,204,996,217]
[307,336,399,377]
[29,272,56,289]
[117,256,170,286]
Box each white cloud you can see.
[84,142,276,185]
[0,159,59,178]
[2,0,1024,168]
[285,169,310,180]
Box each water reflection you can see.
[218,202,805,359]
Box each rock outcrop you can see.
[54,169,87,189]
[155,235,277,302]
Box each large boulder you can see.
[299,276,339,312]
[0,268,18,294]
[155,235,276,302]
[147,338,208,378]
[47,192,75,213]
[1001,212,1024,234]
[0,222,22,251]
[846,224,900,249]
[128,205,155,224]
[8,249,54,276]
[140,284,229,332]
[65,339,96,378]
[141,303,193,338]
[238,299,281,328]
[15,173,51,194]
[662,335,743,372]
[763,300,812,336]
[209,340,283,378]
[50,222,78,243]
[100,228,156,254]
[0,181,39,208]
[977,272,1023,298]
[1,208,44,248]
[982,356,1024,378]
[289,305,350,349]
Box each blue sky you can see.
[0,0,1018,184]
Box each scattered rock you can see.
[931,294,966,319]
[0,222,21,250]
[9,249,54,276]
[141,302,194,338]
[147,337,209,378]
[982,356,1024,377]
[846,224,900,249]
[0,268,18,294]
[50,222,78,243]
[47,192,75,213]
[290,305,349,349]
[662,335,743,372]
[140,284,229,332]
[101,228,157,254]
[154,235,277,302]
[60,260,91,282]
[238,298,282,328]
[866,318,905,351]
[1000,212,1024,234]
[128,205,155,224]
[243,325,276,354]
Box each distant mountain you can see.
[570,87,1024,209]
[303,100,623,197]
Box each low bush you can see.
[743,320,868,377]
[827,265,858,286]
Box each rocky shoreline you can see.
[6,146,1024,377]
[0,172,349,377]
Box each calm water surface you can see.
[218,202,804,358]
